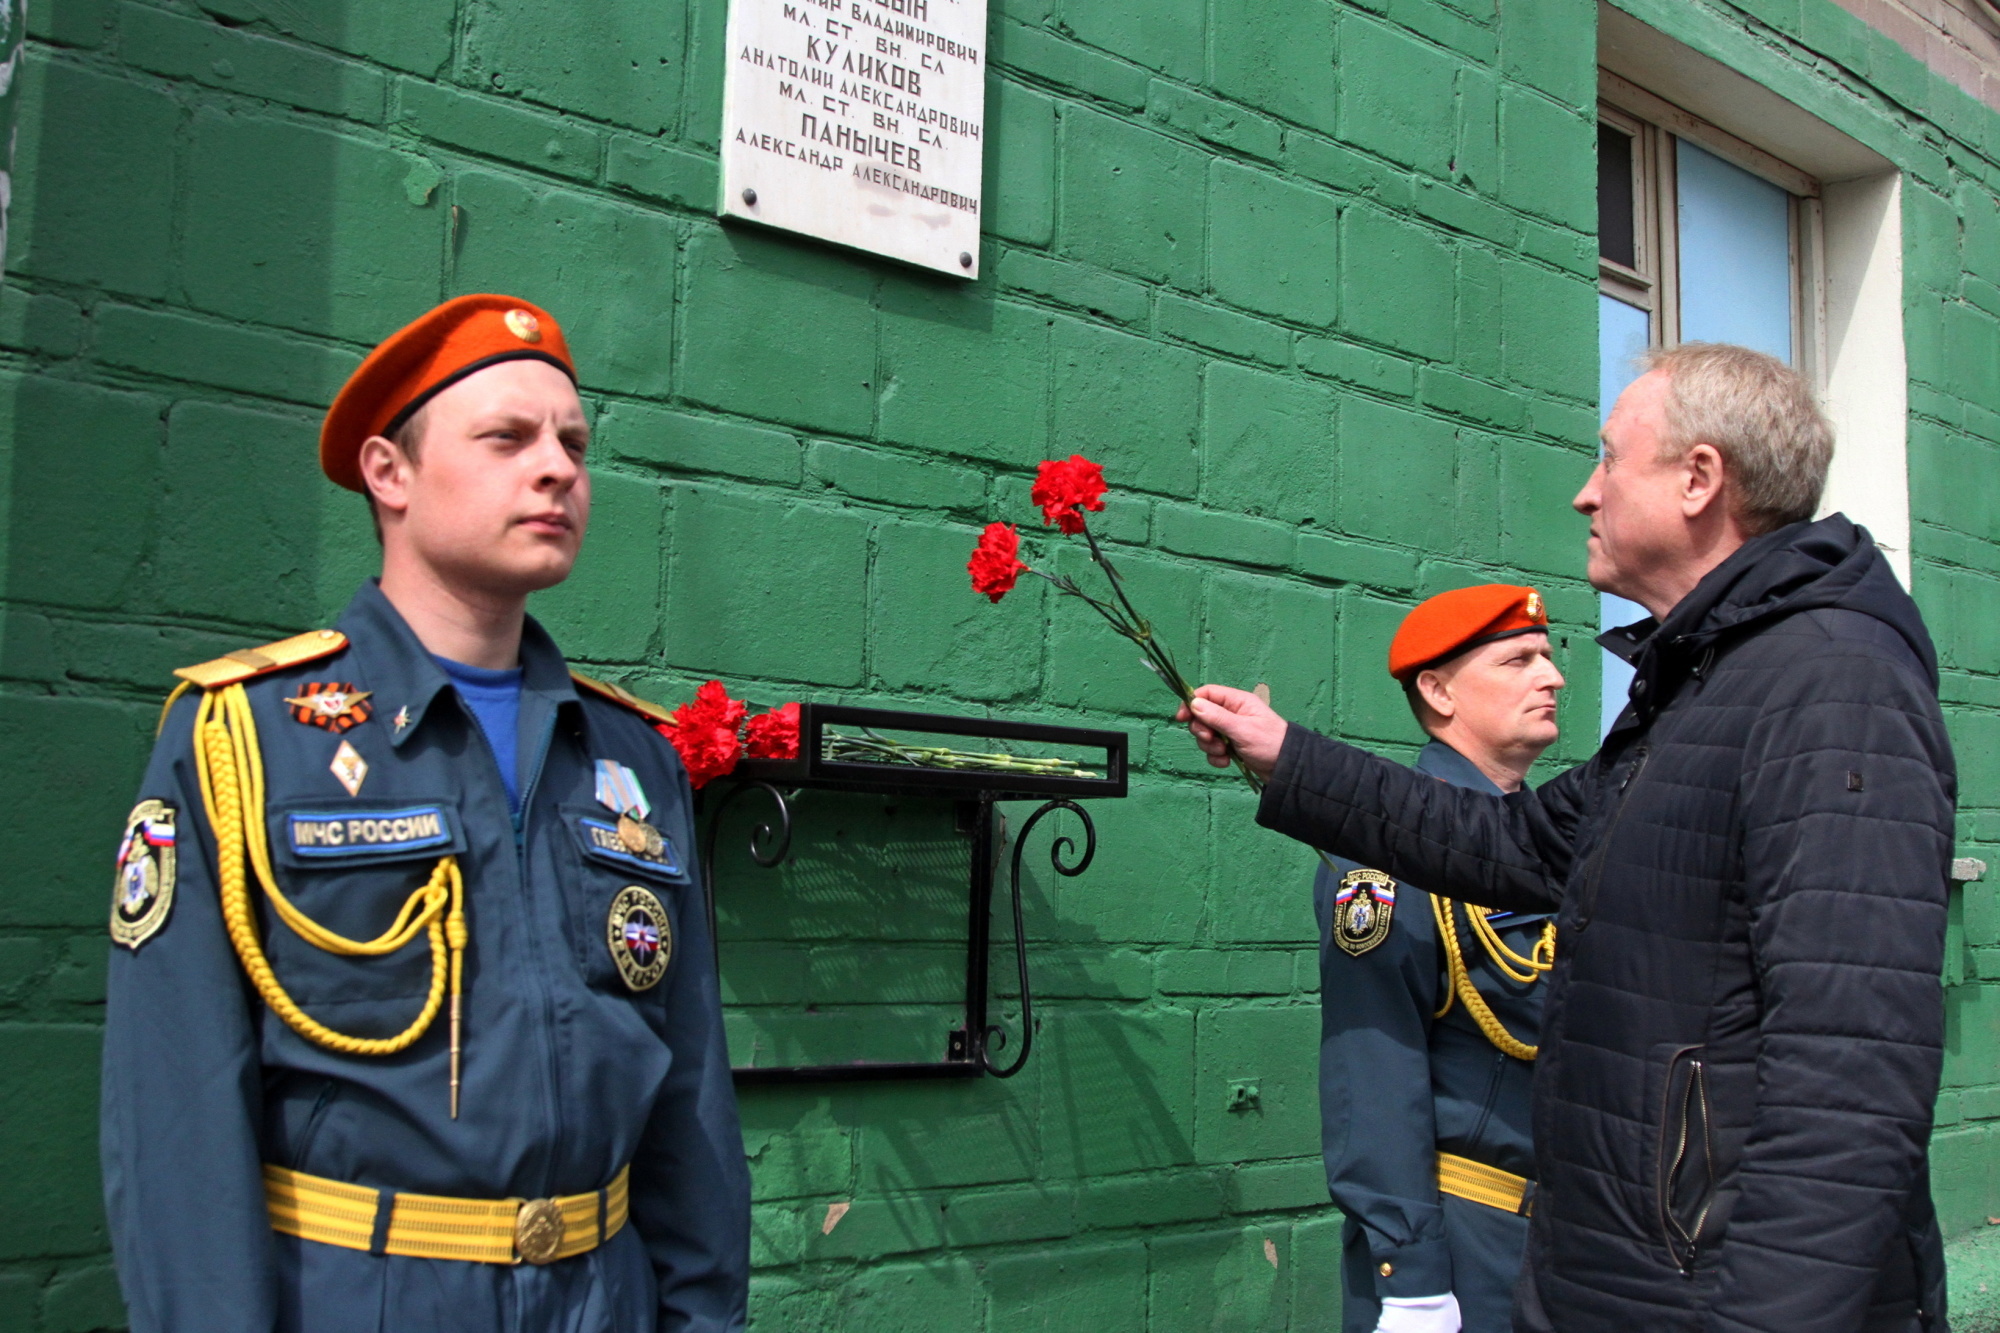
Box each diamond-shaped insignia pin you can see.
[330,740,368,797]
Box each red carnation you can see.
[969,523,1029,603]
[657,680,748,789]
[1031,455,1107,534]
[745,701,802,760]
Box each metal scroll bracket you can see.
[703,787,1096,1084]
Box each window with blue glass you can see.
[1595,86,1818,734]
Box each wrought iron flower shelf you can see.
[700,702,1127,1085]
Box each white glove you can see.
[1374,1292,1462,1333]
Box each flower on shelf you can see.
[744,701,802,760]
[1030,454,1106,534]
[655,680,750,789]
[968,522,1028,603]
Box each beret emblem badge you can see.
[504,308,543,344]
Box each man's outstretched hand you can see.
[1176,685,1288,782]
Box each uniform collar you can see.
[335,580,580,748]
[1414,739,1505,796]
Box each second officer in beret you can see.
[1318,585,1564,1333]
[100,295,749,1332]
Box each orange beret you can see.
[320,294,577,492]
[1388,584,1549,682]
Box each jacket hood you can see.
[1602,514,1938,730]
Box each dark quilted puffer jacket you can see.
[1258,516,1955,1333]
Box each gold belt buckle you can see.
[514,1197,565,1265]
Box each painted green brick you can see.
[1386,0,1496,62]
[28,0,111,48]
[182,108,443,343]
[1295,533,1420,589]
[1159,295,1291,365]
[1500,260,1594,400]
[1287,1214,1349,1326]
[871,520,1044,702]
[1421,365,1522,429]
[397,79,601,181]
[1296,336,1417,397]
[1340,18,1459,177]
[1337,396,1456,548]
[1076,1169,1226,1229]
[1944,303,2000,406]
[0,285,85,359]
[663,487,869,685]
[11,58,176,298]
[1037,783,1208,941]
[938,1183,1074,1245]
[462,0,685,134]
[853,1082,1037,1191]
[1065,0,1203,81]
[990,19,1149,111]
[1203,362,1336,525]
[1209,0,1339,135]
[1195,1005,1320,1163]
[93,303,362,409]
[985,1240,1148,1332]
[1208,786,1324,941]
[827,1256,980,1331]
[1211,163,1340,327]
[1453,64,1501,197]
[0,1026,104,1259]
[879,285,1050,466]
[119,4,388,121]
[1052,317,1200,499]
[607,134,717,210]
[985,79,1058,247]
[37,1261,122,1333]
[1148,1227,1290,1330]
[451,170,677,398]
[0,694,152,929]
[595,402,803,484]
[1146,81,1284,162]
[995,249,1150,326]
[0,374,163,612]
[1039,1013,1194,1181]
[1341,206,1454,360]
[1500,0,1594,103]
[147,400,323,628]
[1033,947,1155,999]
[1499,87,1594,229]
[1284,131,1414,209]
[1229,1158,1329,1213]
[1060,108,1205,289]
[1156,504,1295,569]
[1337,591,1423,742]
[807,442,984,513]
[1202,570,1336,729]
[182,0,458,76]
[680,226,878,435]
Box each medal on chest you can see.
[607,885,671,991]
[284,682,373,732]
[594,758,666,860]
[1334,868,1396,956]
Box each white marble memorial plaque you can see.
[719,0,987,278]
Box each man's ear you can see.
[1679,441,1727,519]
[1414,668,1456,722]
[357,434,412,517]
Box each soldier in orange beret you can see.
[1308,586,1564,1333]
[101,296,750,1332]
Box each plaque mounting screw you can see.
[742,188,758,206]
[959,251,973,268]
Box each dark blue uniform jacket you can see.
[101,581,750,1333]
[1316,740,1547,1332]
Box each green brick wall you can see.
[0,0,1995,1327]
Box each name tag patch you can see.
[288,806,453,859]
[577,815,684,878]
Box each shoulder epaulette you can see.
[570,670,677,726]
[175,629,349,690]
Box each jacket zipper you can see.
[1658,1046,1715,1274]
[1572,745,1649,932]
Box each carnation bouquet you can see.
[968,454,1267,793]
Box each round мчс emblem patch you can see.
[606,885,671,991]
[1333,867,1396,957]
[111,799,177,950]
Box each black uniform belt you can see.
[264,1163,630,1264]
[1437,1153,1534,1215]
